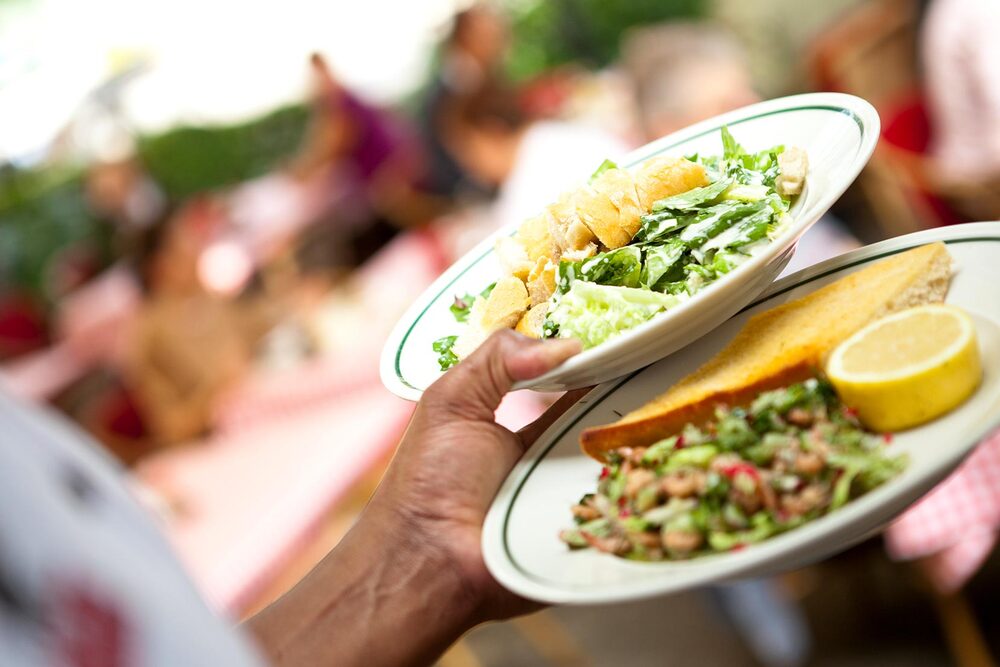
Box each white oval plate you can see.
[381,93,880,400]
[482,222,1000,605]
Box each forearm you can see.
[245,502,480,667]
[246,334,580,665]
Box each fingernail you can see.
[508,338,582,382]
[531,338,583,370]
[540,338,583,364]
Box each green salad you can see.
[434,127,803,370]
[547,128,793,349]
[560,379,906,560]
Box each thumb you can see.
[425,330,581,420]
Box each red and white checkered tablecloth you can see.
[884,428,1000,593]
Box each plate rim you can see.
[380,92,880,401]
[483,221,1000,604]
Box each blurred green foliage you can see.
[0,167,112,301]
[137,103,308,201]
[1,0,707,306]
[505,0,705,80]
[0,102,309,304]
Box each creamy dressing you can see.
[700,222,748,254]
[679,214,720,243]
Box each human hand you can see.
[368,330,584,621]
[248,331,584,667]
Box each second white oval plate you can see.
[381,93,880,400]
[482,222,1000,605]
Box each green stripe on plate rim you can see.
[500,234,1000,585]
[395,104,867,390]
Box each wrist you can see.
[364,496,486,615]
[249,500,482,667]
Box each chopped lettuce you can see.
[708,514,780,551]
[433,335,459,370]
[449,295,475,322]
[435,127,803,367]
[547,281,680,349]
[721,125,745,160]
[589,158,619,182]
[651,178,732,212]
[662,444,719,470]
[722,183,770,202]
[448,282,497,323]
[642,436,681,465]
[633,212,697,245]
[557,246,642,293]
[699,205,774,255]
[827,452,908,490]
[709,249,749,275]
[679,199,769,247]
[640,240,686,289]
[701,126,785,188]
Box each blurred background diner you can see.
[1,0,999,664]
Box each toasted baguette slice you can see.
[516,213,558,264]
[454,276,531,359]
[776,147,808,197]
[576,169,642,249]
[580,242,954,460]
[527,258,557,306]
[515,303,548,338]
[562,244,598,262]
[495,236,533,281]
[634,157,709,211]
[481,276,530,330]
[548,195,597,255]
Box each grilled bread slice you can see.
[527,257,557,306]
[515,213,558,265]
[576,170,642,249]
[580,242,954,460]
[515,303,549,338]
[494,236,533,282]
[453,276,530,358]
[547,195,598,256]
[574,159,709,249]
[634,156,710,211]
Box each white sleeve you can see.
[0,392,264,667]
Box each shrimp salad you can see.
[560,379,906,561]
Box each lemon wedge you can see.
[825,305,981,432]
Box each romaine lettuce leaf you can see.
[754,149,784,188]
[721,126,746,160]
[557,246,642,293]
[449,282,497,322]
[633,211,696,245]
[589,158,618,183]
[547,281,680,348]
[449,295,475,322]
[713,126,786,187]
[708,249,748,275]
[433,335,459,370]
[722,183,770,202]
[641,240,686,289]
[651,178,732,213]
[679,199,768,247]
[699,205,773,255]
[683,263,717,293]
